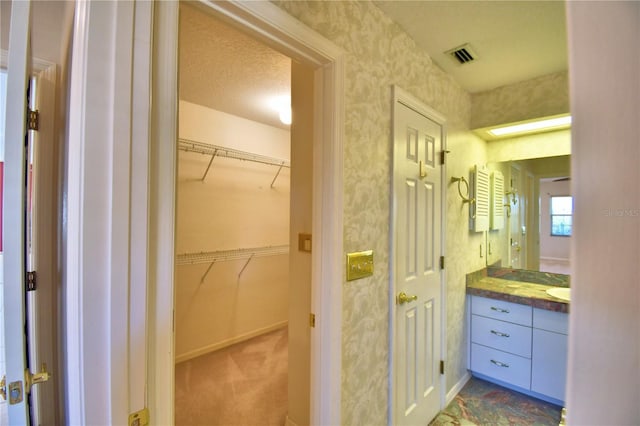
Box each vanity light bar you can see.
[489,116,572,137]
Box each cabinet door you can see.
[531,329,567,402]
[533,307,568,334]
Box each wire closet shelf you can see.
[178,138,291,186]
[177,245,290,283]
[177,245,290,266]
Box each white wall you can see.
[566,2,640,423]
[175,101,291,361]
[539,179,571,260]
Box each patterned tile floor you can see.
[430,377,563,426]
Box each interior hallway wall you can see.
[471,71,569,129]
[487,130,571,163]
[566,1,639,423]
[273,2,485,423]
[271,2,573,423]
[175,101,291,361]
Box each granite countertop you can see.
[467,276,569,313]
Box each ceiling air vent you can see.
[445,44,478,65]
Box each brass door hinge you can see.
[440,360,445,375]
[27,109,39,131]
[309,313,316,328]
[440,256,445,270]
[27,271,36,291]
[440,150,450,165]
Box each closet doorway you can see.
[174,4,313,425]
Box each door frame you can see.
[1,48,59,424]
[2,4,59,423]
[3,1,32,422]
[65,1,343,423]
[148,2,345,425]
[389,86,447,424]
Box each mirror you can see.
[485,131,571,274]
[486,155,571,274]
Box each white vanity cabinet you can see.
[470,295,568,404]
[531,308,568,401]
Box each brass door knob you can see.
[397,292,418,305]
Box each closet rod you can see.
[178,138,291,169]
[177,244,290,266]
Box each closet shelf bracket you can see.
[201,149,218,181]
[200,260,216,284]
[271,163,285,188]
[238,254,254,281]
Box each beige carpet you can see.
[175,327,288,426]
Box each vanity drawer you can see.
[471,343,531,390]
[471,315,532,358]
[471,295,532,326]
[533,308,568,334]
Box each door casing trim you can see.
[148,2,345,425]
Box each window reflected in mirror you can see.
[550,195,572,236]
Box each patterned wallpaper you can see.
[272,1,487,424]
[471,71,570,129]
[487,129,571,163]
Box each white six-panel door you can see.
[392,90,444,426]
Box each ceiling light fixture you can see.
[489,115,572,137]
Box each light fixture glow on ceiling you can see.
[489,116,571,137]
[279,107,292,125]
[270,95,292,126]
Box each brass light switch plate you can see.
[129,408,150,426]
[346,250,374,281]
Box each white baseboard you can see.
[175,320,288,363]
[284,415,298,426]
[446,371,471,406]
[539,257,570,263]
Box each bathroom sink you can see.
[546,287,571,301]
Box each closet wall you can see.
[175,100,291,362]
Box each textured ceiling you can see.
[179,1,567,128]
[374,1,568,94]
[179,3,291,129]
